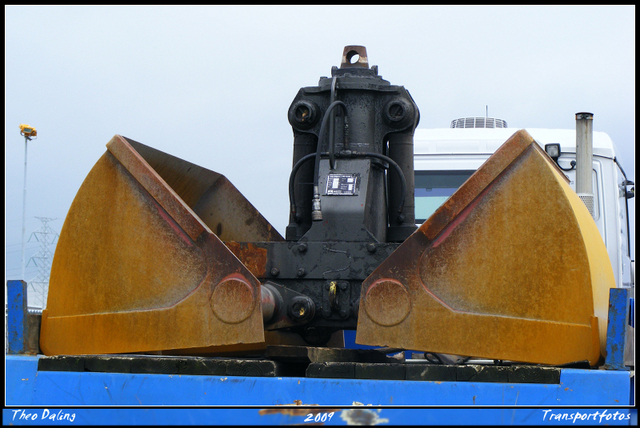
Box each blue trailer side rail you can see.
[4,281,636,425]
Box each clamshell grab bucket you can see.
[41,135,282,356]
[356,130,614,366]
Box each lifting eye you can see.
[340,45,368,68]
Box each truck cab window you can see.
[415,170,474,223]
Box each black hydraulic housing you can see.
[258,46,420,345]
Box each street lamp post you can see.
[19,124,37,281]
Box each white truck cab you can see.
[413,121,634,290]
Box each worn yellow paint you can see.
[357,130,614,366]
[40,135,268,355]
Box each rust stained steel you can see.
[258,405,342,416]
[341,45,369,68]
[40,135,271,355]
[225,242,269,279]
[356,129,614,366]
[121,137,284,243]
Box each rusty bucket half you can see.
[356,129,614,366]
[41,135,282,355]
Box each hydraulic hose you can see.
[311,100,348,221]
[288,152,317,221]
[314,100,348,187]
[354,152,407,220]
[329,76,338,170]
[288,150,408,223]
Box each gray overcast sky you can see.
[5,5,635,284]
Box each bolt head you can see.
[288,296,315,322]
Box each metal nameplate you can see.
[325,173,360,195]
